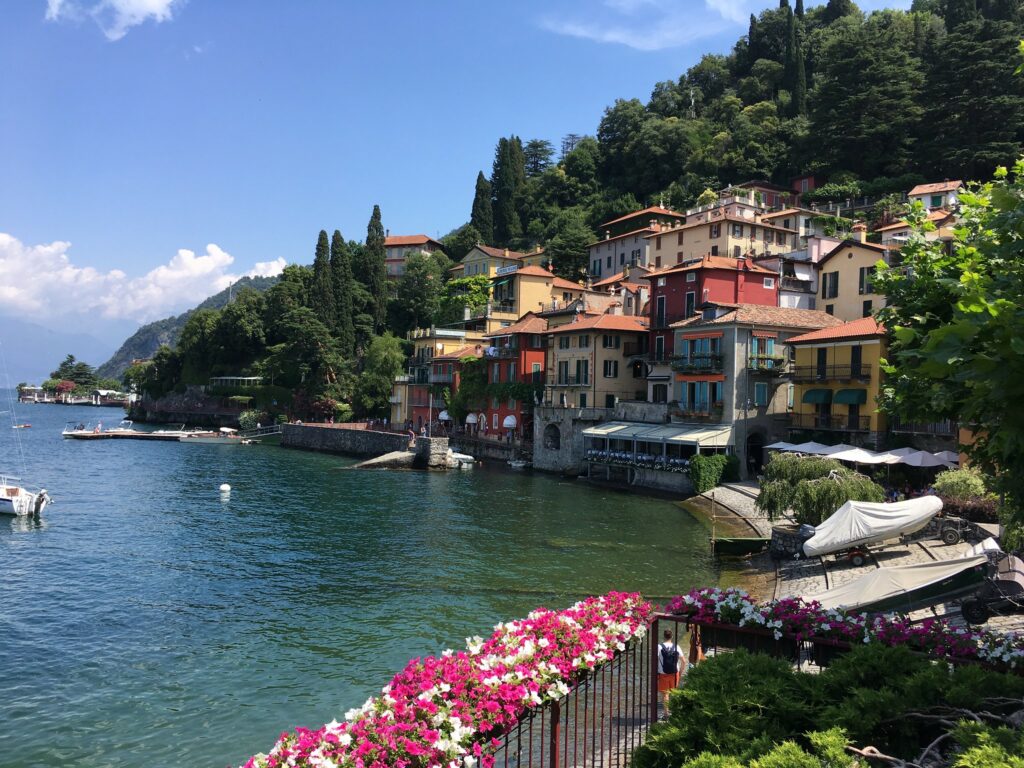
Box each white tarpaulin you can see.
[807,555,989,611]
[963,537,1002,557]
[802,496,943,557]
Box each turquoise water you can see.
[0,401,716,767]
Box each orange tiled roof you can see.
[909,180,963,196]
[875,210,954,232]
[483,312,548,337]
[385,234,441,248]
[434,344,484,361]
[786,316,886,344]
[474,244,531,261]
[671,304,846,331]
[655,254,777,276]
[600,206,684,229]
[553,276,588,291]
[546,314,648,334]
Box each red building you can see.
[411,344,483,434]
[480,312,548,441]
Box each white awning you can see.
[582,421,734,448]
[785,441,834,454]
[582,422,648,439]
[502,415,517,429]
[465,413,478,424]
[438,410,452,421]
[793,263,815,281]
[665,425,734,448]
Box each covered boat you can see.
[802,496,943,558]
[807,555,989,613]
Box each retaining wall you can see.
[282,424,449,467]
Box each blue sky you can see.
[0,0,911,341]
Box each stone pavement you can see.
[698,482,774,536]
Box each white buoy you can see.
[219,483,231,492]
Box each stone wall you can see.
[281,424,450,467]
[532,406,608,474]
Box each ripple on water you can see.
[0,401,716,768]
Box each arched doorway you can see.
[746,432,766,478]
[543,423,561,450]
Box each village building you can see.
[479,312,548,442]
[384,234,444,278]
[400,326,484,431]
[908,180,963,211]
[875,209,958,247]
[815,226,896,322]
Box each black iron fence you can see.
[791,364,872,383]
[789,413,871,431]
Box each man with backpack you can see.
[657,628,685,719]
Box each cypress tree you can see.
[331,229,355,358]
[822,0,859,24]
[779,0,789,8]
[783,7,797,99]
[794,25,807,116]
[491,136,525,246]
[795,0,804,17]
[364,205,388,334]
[311,230,336,329]
[470,171,493,244]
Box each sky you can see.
[0,0,912,348]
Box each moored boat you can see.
[0,475,50,517]
[712,536,771,557]
[179,428,256,445]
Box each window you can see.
[763,277,775,289]
[800,178,810,193]
[763,228,771,243]
[732,223,743,238]
[685,291,696,318]
[676,251,683,264]
[787,383,794,409]
[576,359,589,384]
[558,360,569,384]
[603,360,619,377]
[532,362,542,378]
[677,231,684,245]
[606,256,612,268]
[776,231,786,245]
[558,336,570,349]
[579,393,587,408]
[710,224,721,238]
[605,394,616,408]
[508,362,516,380]
[492,362,500,382]
[710,245,719,256]
[733,245,741,258]
[631,248,640,265]
[508,398,516,409]
[656,236,662,248]
[858,266,874,295]
[686,272,696,282]
[754,382,769,407]
[930,194,943,208]
[492,413,499,429]
[579,335,590,348]
[656,277,666,287]
[602,334,620,348]
[655,256,661,268]
[655,335,665,361]
[492,396,499,409]
[656,296,666,326]
[862,300,873,317]
[822,271,839,299]
[530,334,543,348]
[619,252,625,265]
[825,304,834,315]
[782,219,791,230]
[626,295,633,309]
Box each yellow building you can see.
[544,314,649,409]
[816,229,896,322]
[453,245,547,278]
[644,207,797,269]
[786,317,887,444]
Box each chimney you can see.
[503,247,509,257]
[623,264,630,280]
[385,229,389,237]
[851,221,867,244]
[605,230,611,240]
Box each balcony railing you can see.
[623,342,649,358]
[790,413,872,431]
[670,403,724,422]
[494,346,519,358]
[407,371,429,385]
[791,364,872,383]
[890,416,957,437]
[671,355,724,373]
[747,355,789,374]
[780,277,816,293]
[549,375,590,387]
[521,371,544,384]
[428,372,454,384]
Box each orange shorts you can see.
[657,671,680,692]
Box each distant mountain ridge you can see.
[96,275,279,380]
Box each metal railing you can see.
[889,416,957,437]
[489,623,655,768]
[429,372,454,384]
[791,364,872,382]
[789,413,871,431]
[549,376,590,387]
[747,356,789,374]
[671,355,723,373]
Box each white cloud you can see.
[0,233,284,325]
[43,0,182,41]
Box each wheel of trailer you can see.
[849,551,868,568]
[961,599,990,625]
[941,527,961,546]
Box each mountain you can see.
[96,275,280,380]
[1,318,117,384]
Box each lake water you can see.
[0,401,716,767]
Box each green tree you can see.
[491,137,526,245]
[214,289,266,368]
[440,224,481,263]
[352,333,405,418]
[364,205,389,334]
[263,307,342,393]
[523,138,555,177]
[436,276,491,325]
[177,308,221,383]
[822,0,860,24]
[470,171,493,244]
[331,229,356,358]
[50,354,77,381]
[875,163,1024,522]
[545,208,594,279]
[391,252,444,335]
[263,266,309,345]
[310,230,336,329]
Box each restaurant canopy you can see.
[779,443,958,467]
[582,422,734,449]
[802,389,832,404]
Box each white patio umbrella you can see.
[787,441,833,454]
[820,443,858,455]
[766,441,795,450]
[885,447,918,457]
[828,447,890,464]
[502,415,518,429]
[438,410,452,421]
[465,413,478,425]
[899,450,955,468]
[935,450,960,464]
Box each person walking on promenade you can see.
[657,628,685,719]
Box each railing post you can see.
[549,699,560,768]
[649,616,660,724]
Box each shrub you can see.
[238,409,263,431]
[689,454,730,493]
[755,454,845,519]
[940,495,1000,524]
[722,454,741,483]
[934,467,987,501]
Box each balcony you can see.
[494,346,519,358]
[669,403,724,423]
[791,364,872,383]
[889,416,957,437]
[747,355,789,375]
[623,342,649,358]
[549,375,590,387]
[671,355,724,374]
[521,371,545,384]
[780,277,816,294]
[407,371,429,385]
[790,413,871,432]
[429,372,454,384]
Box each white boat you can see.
[449,451,475,468]
[0,475,50,517]
[179,427,256,445]
[508,459,531,469]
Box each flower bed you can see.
[244,591,652,768]
[666,587,1024,670]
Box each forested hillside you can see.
[442,0,1024,276]
[96,275,278,379]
